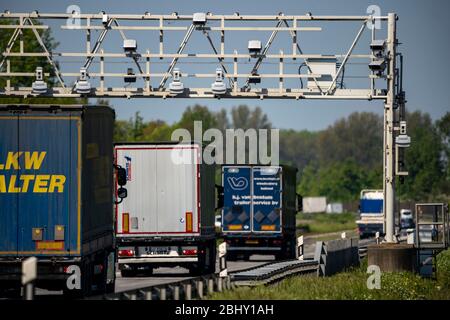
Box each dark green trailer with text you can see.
[0,104,118,297]
[221,165,299,260]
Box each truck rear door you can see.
[252,166,282,233]
[222,166,251,232]
[0,114,19,256]
[115,144,200,236]
[0,112,81,257]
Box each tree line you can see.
[114,104,449,202]
[2,20,448,202]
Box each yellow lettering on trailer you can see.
[5,152,22,170]
[8,175,20,193]
[48,175,66,193]
[24,152,46,170]
[20,175,35,192]
[0,175,5,192]
[33,175,50,192]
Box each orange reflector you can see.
[36,241,64,251]
[261,225,276,231]
[186,212,193,233]
[245,240,259,244]
[228,225,243,230]
[122,213,130,233]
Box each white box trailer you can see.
[114,142,216,276]
[303,196,327,213]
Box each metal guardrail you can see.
[231,259,319,286]
[89,273,233,300]
[88,236,365,299]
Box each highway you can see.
[26,233,375,298]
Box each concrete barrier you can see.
[315,238,360,276]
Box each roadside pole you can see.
[218,242,227,277]
[384,12,397,243]
[22,257,37,300]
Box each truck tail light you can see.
[122,213,130,233]
[118,249,135,257]
[182,249,198,256]
[186,212,193,233]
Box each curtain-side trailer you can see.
[221,165,299,261]
[114,142,216,276]
[0,105,117,298]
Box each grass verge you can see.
[208,249,450,300]
[296,212,357,234]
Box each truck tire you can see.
[226,252,237,261]
[104,252,116,294]
[143,267,153,276]
[63,260,92,298]
[205,240,217,274]
[120,269,138,277]
[286,236,297,260]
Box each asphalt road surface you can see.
[115,254,276,293]
[27,234,372,297]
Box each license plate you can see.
[146,247,170,255]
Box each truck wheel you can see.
[120,269,137,277]
[226,252,237,261]
[206,240,217,274]
[104,253,116,294]
[63,260,92,298]
[143,267,153,276]
[2,288,21,299]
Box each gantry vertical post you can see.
[384,13,397,243]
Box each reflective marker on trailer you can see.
[122,213,130,233]
[118,249,134,257]
[182,249,198,256]
[186,211,193,233]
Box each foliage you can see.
[397,111,444,200]
[0,18,59,88]
[113,105,448,202]
[298,161,381,201]
[208,250,450,300]
[296,212,357,234]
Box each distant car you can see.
[215,215,222,228]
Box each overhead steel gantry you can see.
[0,11,406,243]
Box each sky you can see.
[1,0,449,131]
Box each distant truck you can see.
[356,189,384,238]
[221,165,299,260]
[400,209,415,230]
[114,142,217,276]
[0,105,125,297]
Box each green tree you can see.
[0,18,59,88]
[175,104,218,135]
[0,18,82,105]
[230,105,271,129]
[398,111,444,200]
[317,112,383,170]
[436,112,450,196]
[298,161,381,202]
[279,129,318,172]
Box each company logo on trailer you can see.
[124,156,132,181]
[227,177,248,191]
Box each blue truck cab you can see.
[221,165,299,260]
[356,189,385,238]
[0,104,117,297]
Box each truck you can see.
[356,189,384,239]
[221,165,299,260]
[114,142,217,276]
[0,104,125,297]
